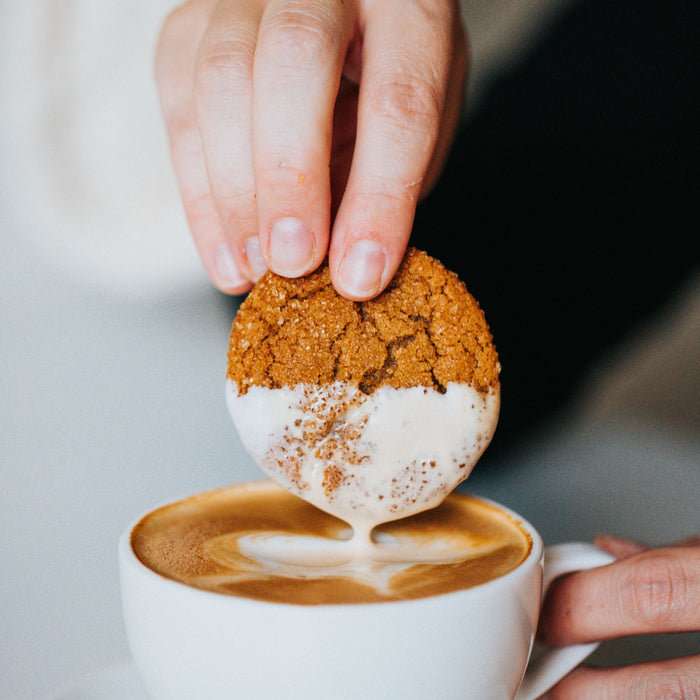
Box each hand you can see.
[155,0,468,298]
[538,534,700,698]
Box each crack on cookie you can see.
[287,284,331,304]
[227,248,500,395]
[359,334,416,394]
[429,368,447,394]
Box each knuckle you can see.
[369,74,442,142]
[195,38,253,103]
[183,190,217,225]
[346,175,419,224]
[154,3,197,90]
[158,1,195,45]
[217,189,258,228]
[622,553,688,629]
[369,175,419,208]
[635,667,700,700]
[157,1,204,64]
[263,2,342,67]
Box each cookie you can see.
[226,248,500,535]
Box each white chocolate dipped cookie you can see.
[226,248,501,541]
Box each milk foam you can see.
[227,380,500,546]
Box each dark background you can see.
[412,0,700,461]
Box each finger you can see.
[328,0,459,299]
[253,0,356,278]
[594,534,650,559]
[194,0,269,283]
[422,9,468,196]
[594,533,700,559]
[539,546,700,646]
[156,0,252,294]
[546,653,700,700]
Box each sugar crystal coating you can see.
[227,248,500,395]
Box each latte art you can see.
[131,481,531,605]
[203,528,509,596]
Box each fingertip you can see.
[212,242,253,295]
[334,239,387,300]
[594,534,649,559]
[244,235,269,281]
[266,217,318,278]
[218,280,254,296]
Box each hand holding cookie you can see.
[155,0,467,299]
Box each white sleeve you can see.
[0,0,205,298]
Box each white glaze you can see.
[227,380,500,541]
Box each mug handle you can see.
[514,542,616,700]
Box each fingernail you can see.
[245,236,268,280]
[269,217,314,277]
[594,534,648,558]
[214,242,247,290]
[338,240,386,298]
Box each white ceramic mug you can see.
[119,494,613,700]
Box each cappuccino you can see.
[131,481,531,605]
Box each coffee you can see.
[131,481,531,605]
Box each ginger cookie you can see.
[226,248,500,535]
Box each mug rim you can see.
[120,480,544,610]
